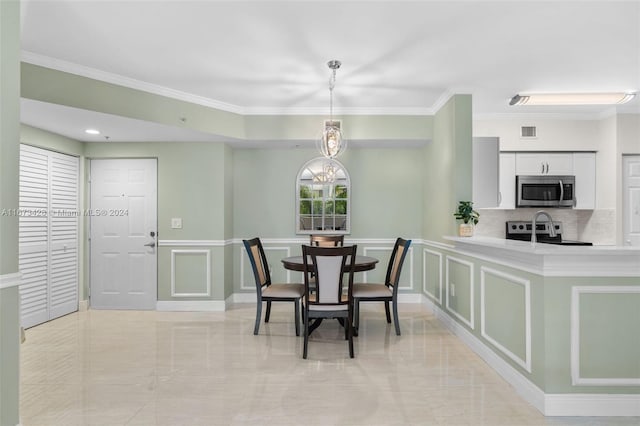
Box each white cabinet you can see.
[515,153,573,175]
[573,153,596,209]
[501,151,596,210]
[498,153,516,209]
[472,137,500,208]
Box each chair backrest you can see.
[309,234,344,247]
[302,244,356,306]
[385,238,412,291]
[243,238,271,292]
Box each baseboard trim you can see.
[156,300,225,312]
[78,300,89,311]
[544,393,640,417]
[422,297,640,416]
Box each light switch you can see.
[171,218,182,229]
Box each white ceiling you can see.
[19,0,640,144]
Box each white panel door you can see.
[19,145,79,328]
[623,155,640,247]
[90,159,157,309]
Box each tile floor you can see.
[20,303,639,425]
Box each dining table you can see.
[281,255,379,273]
[281,253,379,334]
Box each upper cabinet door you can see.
[498,153,516,209]
[515,153,573,175]
[545,153,574,175]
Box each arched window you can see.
[296,157,350,234]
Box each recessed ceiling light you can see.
[509,92,636,106]
[85,129,100,135]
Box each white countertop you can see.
[441,236,640,277]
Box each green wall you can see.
[232,147,424,239]
[0,1,21,424]
[423,95,473,242]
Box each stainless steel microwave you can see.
[516,175,575,208]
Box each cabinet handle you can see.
[545,163,549,174]
[541,163,545,174]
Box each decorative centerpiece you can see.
[453,201,479,237]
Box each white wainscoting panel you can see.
[480,266,532,373]
[240,245,291,290]
[445,255,474,330]
[362,245,414,290]
[423,248,442,304]
[170,249,211,297]
[571,285,640,386]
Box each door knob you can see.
[144,241,156,248]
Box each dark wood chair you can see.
[243,238,304,336]
[310,234,344,247]
[302,244,357,359]
[353,238,411,336]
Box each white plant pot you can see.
[458,223,474,237]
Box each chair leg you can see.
[254,301,262,335]
[294,299,300,337]
[344,315,348,340]
[384,301,392,323]
[303,310,309,359]
[353,299,360,337]
[265,300,272,322]
[392,300,401,336]
[347,312,354,358]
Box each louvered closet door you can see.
[19,145,79,328]
[19,146,50,328]
[49,151,79,319]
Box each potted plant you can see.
[453,201,479,237]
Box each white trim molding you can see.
[445,255,475,330]
[156,300,225,312]
[423,248,443,304]
[571,285,640,386]
[480,266,532,373]
[0,272,21,290]
[159,239,231,247]
[423,297,640,417]
[170,249,211,297]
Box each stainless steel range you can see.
[505,221,593,246]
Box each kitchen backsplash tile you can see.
[474,208,615,245]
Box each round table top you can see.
[281,255,379,272]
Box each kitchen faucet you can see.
[531,210,556,244]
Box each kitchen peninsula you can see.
[422,236,640,416]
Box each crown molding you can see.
[22,51,435,117]
[22,51,246,114]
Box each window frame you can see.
[296,157,350,235]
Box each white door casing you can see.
[90,159,157,309]
[623,155,640,247]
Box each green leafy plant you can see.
[453,201,479,225]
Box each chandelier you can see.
[317,60,346,159]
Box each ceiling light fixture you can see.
[317,60,346,159]
[85,128,100,135]
[509,92,636,106]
